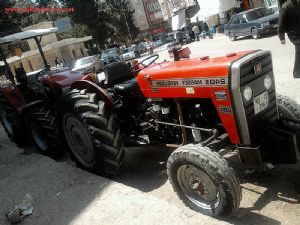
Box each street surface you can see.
[1,34,300,225]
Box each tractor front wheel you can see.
[62,89,124,175]
[27,107,65,157]
[0,92,27,145]
[167,145,241,218]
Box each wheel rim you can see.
[177,165,220,210]
[252,29,258,39]
[229,33,234,41]
[31,119,48,151]
[63,114,95,167]
[0,105,13,136]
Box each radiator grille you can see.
[239,53,278,145]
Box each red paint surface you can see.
[137,51,254,144]
[0,85,26,113]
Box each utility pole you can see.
[121,0,133,45]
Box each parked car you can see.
[72,56,101,74]
[153,40,163,48]
[100,47,120,66]
[137,42,148,54]
[224,7,279,41]
[121,47,140,61]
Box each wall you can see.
[143,0,164,26]
[22,22,58,50]
[158,0,172,20]
[127,0,150,31]
[251,0,266,8]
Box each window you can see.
[239,16,247,23]
[231,16,240,25]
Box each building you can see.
[128,0,170,41]
[0,22,92,75]
[127,0,150,31]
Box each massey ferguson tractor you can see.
[1,29,300,219]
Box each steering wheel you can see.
[130,54,159,73]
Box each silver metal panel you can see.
[230,50,272,145]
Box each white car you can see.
[121,47,140,61]
[72,56,101,74]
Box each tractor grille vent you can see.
[240,53,278,145]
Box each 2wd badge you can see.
[218,106,232,114]
[254,63,262,74]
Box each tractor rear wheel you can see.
[0,92,27,145]
[27,107,65,157]
[277,94,300,129]
[167,145,241,218]
[62,89,124,175]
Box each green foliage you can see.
[1,0,139,52]
[62,0,139,47]
[56,23,91,40]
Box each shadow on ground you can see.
[226,153,300,225]
[114,147,173,192]
[235,32,278,42]
[1,126,299,225]
[0,130,110,225]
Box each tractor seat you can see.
[114,77,140,95]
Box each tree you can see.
[62,0,139,47]
[108,0,139,44]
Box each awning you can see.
[0,28,58,45]
[196,0,236,18]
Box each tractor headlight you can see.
[243,86,253,101]
[264,75,272,90]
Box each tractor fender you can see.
[20,100,45,120]
[71,80,114,109]
[0,85,25,113]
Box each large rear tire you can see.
[167,145,241,218]
[62,89,124,175]
[27,107,65,157]
[0,92,27,145]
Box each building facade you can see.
[1,22,92,75]
[127,0,150,31]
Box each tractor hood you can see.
[137,50,254,98]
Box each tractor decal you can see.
[218,106,233,114]
[151,77,228,88]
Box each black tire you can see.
[27,107,65,157]
[229,32,236,41]
[167,145,241,218]
[62,89,124,175]
[277,94,300,129]
[0,92,27,145]
[251,28,260,39]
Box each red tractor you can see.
[0,28,92,155]
[1,29,300,219]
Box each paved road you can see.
[1,34,300,225]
